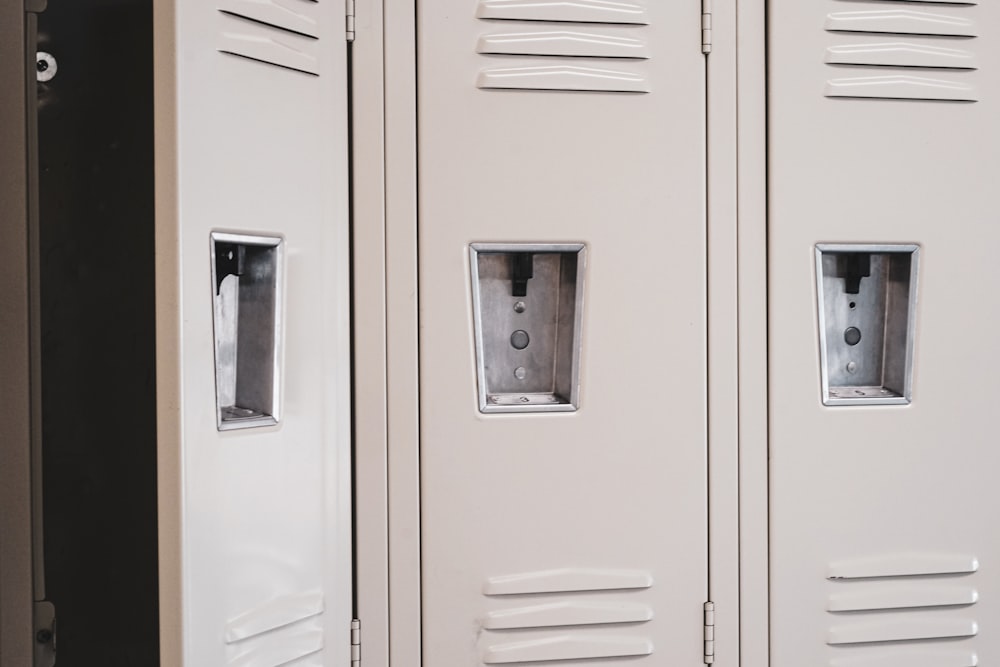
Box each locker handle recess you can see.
[816,244,919,406]
[210,232,283,430]
[470,243,586,414]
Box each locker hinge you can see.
[34,600,56,667]
[701,0,712,54]
[351,619,361,666]
[346,0,356,42]
[703,602,715,664]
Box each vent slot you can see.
[825,554,979,660]
[825,10,975,37]
[477,0,649,25]
[828,553,979,580]
[223,592,325,666]
[484,600,653,630]
[829,650,979,667]
[225,591,325,643]
[828,618,977,645]
[478,30,649,59]
[823,2,978,101]
[481,634,653,664]
[220,0,320,37]
[828,584,977,612]
[479,569,655,662]
[218,6,321,76]
[865,0,976,4]
[826,43,977,70]
[477,63,648,92]
[476,0,650,92]
[484,568,653,595]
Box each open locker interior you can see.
[34,0,159,664]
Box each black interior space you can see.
[36,0,159,664]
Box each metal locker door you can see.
[153,2,352,665]
[417,2,709,665]
[769,1,1000,665]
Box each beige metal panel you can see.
[418,2,708,665]
[352,0,391,665]
[707,1,741,665]
[383,0,424,663]
[735,1,770,666]
[155,1,352,664]
[153,5,183,663]
[769,1,999,666]
[0,3,32,664]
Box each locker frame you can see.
[0,3,34,665]
[735,1,770,666]
[350,1,772,666]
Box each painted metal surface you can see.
[769,0,999,666]
[154,0,352,663]
[418,0,707,663]
[476,0,650,25]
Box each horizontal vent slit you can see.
[477,0,649,25]
[219,50,320,76]
[825,10,976,38]
[481,634,653,664]
[220,10,319,40]
[826,42,976,69]
[484,568,654,596]
[828,618,978,645]
[484,601,653,630]
[478,30,649,59]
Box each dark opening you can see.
[37,0,159,664]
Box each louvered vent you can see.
[476,0,651,93]
[479,568,655,663]
[824,0,978,102]
[223,590,325,666]
[218,0,321,76]
[826,554,979,665]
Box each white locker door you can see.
[769,1,1000,665]
[418,2,708,665]
[154,2,352,665]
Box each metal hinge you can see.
[701,0,712,54]
[34,600,56,667]
[351,619,361,666]
[346,0,356,42]
[703,601,715,664]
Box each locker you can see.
[768,1,1000,665]
[153,1,354,664]
[4,0,1000,665]
[415,1,709,664]
[1,0,354,664]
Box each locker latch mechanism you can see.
[841,252,871,295]
[511,252,534,297]
[470,243,586,413]
[816,244,919,405]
